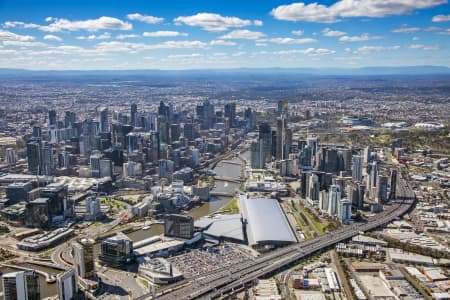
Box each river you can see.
[0,151,248,298]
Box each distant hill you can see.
[0,66,449,77]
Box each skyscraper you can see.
[250,139,264,169]
[224,102,236,128]
[328,184,341,216]
[369,161,378,190]
[48,110,57,126]
[26,140,41,175]
[99,107,109,133]
[1,271,40,300]
[72,238,95,278]
[157,115,169,144]
[57,269,78,300]
[352,155,363,182]
[276,116,288,160]
[259,122,272,163]
[376,175,389,203]
[130,103,138,127]
[389,169,397,200]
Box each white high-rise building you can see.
[352,155,363,182]
[328,185,341,216]
[338,198,352,224]
[1,271,40,300]
[57,269,78,300]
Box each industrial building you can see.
[239,195,296,248]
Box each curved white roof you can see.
[239,195,296,246]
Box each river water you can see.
[0,151,248,298]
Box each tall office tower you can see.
[40,142,53,176]
[285,128,293,160]
[319,190,329,213]
[276,116,288,160]
[158,101,171,119]
[126,132,140,153]
[299,145,312,169]
[357,184,366,208]
[57,269,78,300]
[157,115,169,144]
[48,109,57,126]
[307,173,320,206]
[244,107,256,130]
[170,124,181,143]
[277,100,288,117]
[130,103,138,127]
[352,155,363,182]
[1,271,40,300]
[5,148,16,165]
[26,140,41,175]
[224,102,236,128]
[72,238,95,278]
[158,159,174,179]
[250,139,264,169]
[324,148,338,173]
[32,125,42,138]
[376,175,389,203]
[258,122,272,163]
[341,149,353,172]
[338,198,352,224]
[99,107,109,133]
[90,152,101,178]
[327,184,341,216]
[389,169,397,200]
[369,161,378,190]
[183,123,195,141]
[306,135,319,165]
[64,111,76,128]
[99,158,112,178]
[198,99,214,129]
[151,132,161,161]
[363,146,371,165]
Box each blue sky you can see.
[0,0,449,70]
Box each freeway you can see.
[135,176,415,300]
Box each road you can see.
[135,176,414,300]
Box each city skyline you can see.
[0,0,449,70]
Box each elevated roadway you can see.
[136,176,415,300]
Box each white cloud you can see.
[126,13,164,24]
[232,51,246,57]
[220,30,265,39]
[408,44,440,50]
[174,13,260,31]
[76,32,111,40]
[210,40,236,46]
[412,36,420,41]
[95,40,207,52]
[40,16,132,32]
[0,30,35,42]
[292,30,304,36]
[269,37,317,44]
[354,45,400,54]
[116,34,139,40]
[43,34,62,42]
[273,48,335,56]
[168,53,202,59]
[254,20,264,26]
[3,21,40,29]
[322,28,346,37]
[143,31,188,37]
[339,33,382,42]
[3,40,47,47]
[255,43,268,47]
[432,14,450,22]
[271,0,447,23]
[392,27,421,33]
